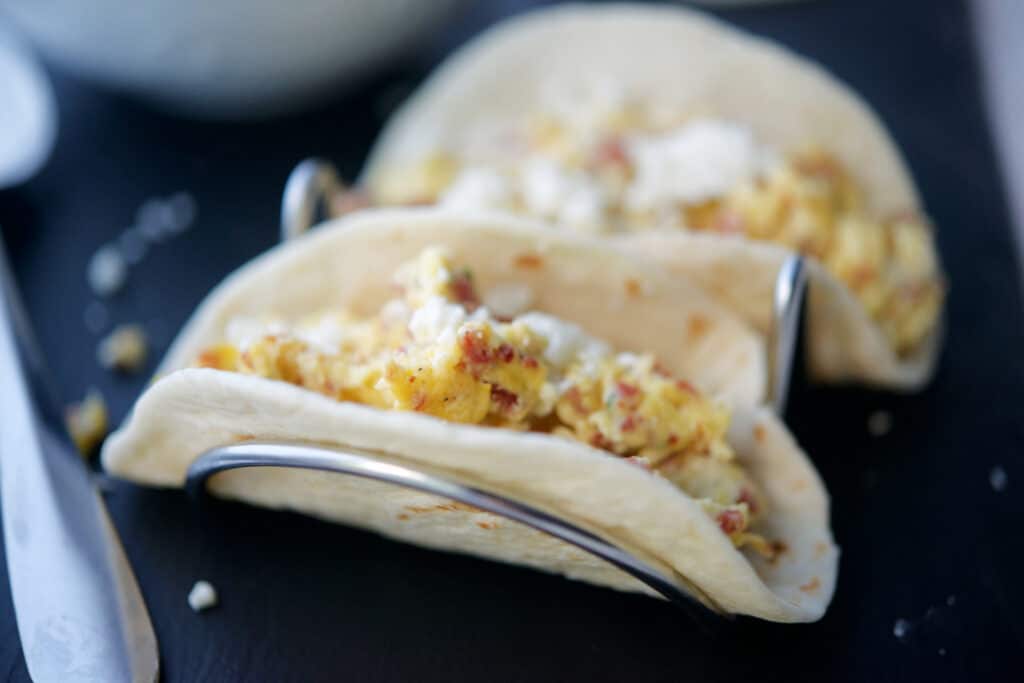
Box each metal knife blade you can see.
[0,237,159,682]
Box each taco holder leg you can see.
[185,440,728,623]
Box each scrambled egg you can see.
[195,247,770,553]
[372,99,943,357]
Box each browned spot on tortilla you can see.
[514,252,544,270]
[476,521,496,530]
[234,434,256,442]
[814,542,830,558]
[397,514,409,521]
[404,501,479,514]
[624,278,642,297]
[791,479,809,492]
[768,540,789,564]
[686,314,710,341]
[800,577,821,593]
[753,424,767,444]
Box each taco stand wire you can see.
[185,441,727,623]
[183,158,809,619]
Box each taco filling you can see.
[370,96,943,357]
[194,247,774,556]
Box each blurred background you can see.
[1,1,1022,681]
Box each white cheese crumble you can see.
[483,283,534,319]
[87,245,127,297]
[521,157,606,230]
[440,167,511,211]
[516,312,609,372]
[624,120,777,210]
[225,316,287,350]
[409,296,470,346]
[188,580,218,612]
[990,465,1008,492]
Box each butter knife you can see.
[0,236,159,682]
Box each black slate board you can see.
[2,0,1023,680]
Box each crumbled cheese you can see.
[990,465,1008,492]
[118,227,148,265]
[87,245,127,297]
[65,389,108,457]
[893,618,911,640]
[521,157,607,231]
[187,580,218,612]
[483,283,534,319]
[167,191,198,233]
[867,410,893,436]
[440,167,511,211]
[295,314,348,353]
[97,324,148,373]
[625,120,775,210]
[517,312,609,372]
[225,316,287,350]
[409,296,469,346]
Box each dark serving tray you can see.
[1,0,1022,680]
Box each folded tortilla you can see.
[361,3,945,390]
[103,209,837,622]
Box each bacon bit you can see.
[564,386,585,413]
[450,271,480,310]
[652,361,672,377]
[397,514,410,521]
[753,424,767,444]
[495,343,516,363]
[717,510,744,535]
[686,315,710,341]
[514,252,544,270]
[197,351,221,368]
[713,209,745,235]
[593,137,628,167]
[624,278,642,298]
[772,540,789,557]
[675,380,697,395]
[849,266,878,288]
[408,376,416,383]
[589,432,614,451]
[620,414,638,432]
[459,329,491,364]
[799,577,821,593]
[615,380,639,398]
[667,433,679,446]
[476,521,496,530]
[737,487,759,514]
[795,155,841,181]
[412,393,427,411]
[490,385,519,411]
[522,356,539,369]
[886,209,922,226]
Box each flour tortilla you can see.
[103,209,837,621]
[361,2,943,389]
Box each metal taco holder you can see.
[186,158,808,618]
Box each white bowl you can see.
[2,0,467,118]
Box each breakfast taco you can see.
[360,3,945,389]
[103,209,837,622]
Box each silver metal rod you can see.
[280,158,341,242]
[768,256,808,413]
[186,441,726,621]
